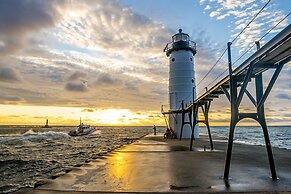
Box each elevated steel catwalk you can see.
[190,24,290,112]
[162,24,291,114]
[162,24,291,182]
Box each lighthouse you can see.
[164,29,198,139]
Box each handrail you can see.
[162,24,290,115]
[172,24,291,113]
[195,24,291,104]
[164,40,196,54]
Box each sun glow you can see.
[0,105,164,126]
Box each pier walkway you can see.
[19,134,291,193]
[162,24,291,180]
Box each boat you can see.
[68,118,96,136]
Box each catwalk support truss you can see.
[162,24,291,181]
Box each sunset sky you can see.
[0,0,290,126]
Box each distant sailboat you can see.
[42,119,51,128]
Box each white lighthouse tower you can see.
[164,29,198,139]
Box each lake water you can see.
[0,125,152,193]
[199,125,291,150]
[0,125,290,193]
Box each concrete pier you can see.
[18,134,291,193]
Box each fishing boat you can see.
[68,118,96,136]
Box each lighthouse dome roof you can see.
[172,29,190,42]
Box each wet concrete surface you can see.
[17,134,291,193]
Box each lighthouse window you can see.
[190,58,192,61]
[172,58,175,62]
[182,35,189,41]
[173,34,182,42]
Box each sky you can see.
[0,0,290,126]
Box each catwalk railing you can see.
[162,24,291,182]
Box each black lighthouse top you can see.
[164,29,196,57]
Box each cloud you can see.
[189,30,229,92]
[0,0,230,113]
[200,0,206,4]
[96,73,118,85]
[0,67,22,82]
[0,0,64,55]
[0,95,25,105]
[81,108,95,112]
[125,81,139,91]
[210,11,220,17]
[201,0,289,51]
[205,5,211,10]
[65,81,88,92]
[276,93,291,100]
[152,87,168,96]
[0,0,60,34]
[0,0,216,114]
[68,71,87,81]
[0,0,289,126]
[0,95,24,101]
[54,0,172,56]
[0,7,218,111]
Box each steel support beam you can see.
[180,100,193,140]
[258,117,277,180]
[255,70,277,180]
[190,103,198,151]
[190,86,197,150]
[221,85,230,102]
[224,42,238,181]
[245,89,257,106]
[224,41,279,181]
[236,62,255,107]
[239,113,257,120]
[257,59,287,109]
[201,101,214,150]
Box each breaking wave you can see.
[0,129,69,142]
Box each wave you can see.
[199,126,291,150]
[0,129,69,142]
[91,130,101,135]
[0,184,21,194]
[233,139,264,147]
[22,128,37,136]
